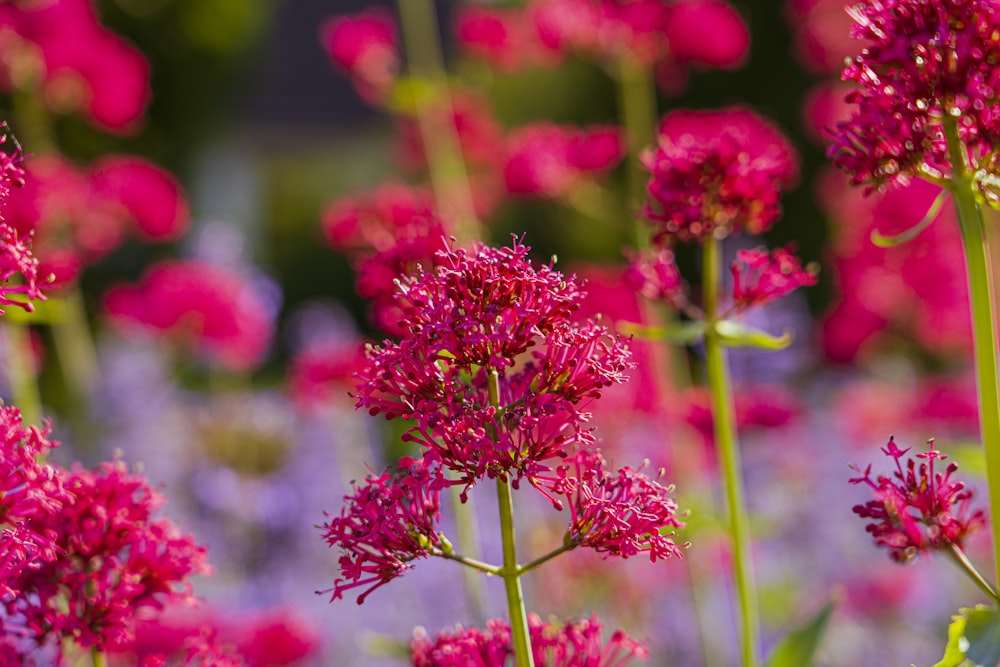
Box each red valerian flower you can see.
[454,5,559,71]
[103,260,274,371]
[0,0,150,133]
[850,437,987,563]
[0,406,70,598]
[664,0,750,69]
[642,107,799,244]
[411,613,649,666]
[319,8,399,103]
[354,240,633,490]
[729,246,818,312]
[5,460,210,651]
[0,128,45,313]
[503,123,625,198]
[538,450,685,561]
[319,456,449,604]
[623,246,687,308]
[828,0,1000,194]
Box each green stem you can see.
[91,647,107,667]
[703,237,760,667]
[615,56,657,249]
[50,286,100,401]
[395,0,481,244]
[519,540,578,575]
[438,550,503,577]
[948,544,1000,602]
[942,115,1000,589]
[489,371,534,667]
[5,323,41,426]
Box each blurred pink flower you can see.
[454,5,559,71]
[504,123,624,198]
[4,153,189,285]
[104,260,274,371]
[0,0,150,133]
[288,336,368,413]
[665,0,749,68]
[730,246,817,312]
[319,8,399,103]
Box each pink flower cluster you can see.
[0,128,44,312]
[4,154,189,285]
[319,8,399,103]
[326,239,683,603]
[0,0,150,133]
[104,260,274,371]
[828,0,1000,193]
[4,460,210,651]
[540,450,686,560]
[319,456,448,604]
[0,406,69,598]
[730,247,818,312]
[320,183,450,336]
[504,124,625,198]
[455,0,748,92]
[411,613,648,666]
[642,107,800,244]
[850,438,987,563]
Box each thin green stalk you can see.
[703,237,760,667]
[438,550,503,577]
[91,647,107,667]
[5,323,41,426]
[519,540,577,574]
[942,115,1000,588]
[615,56,657,249]
[396,0,481,243]
[50,286,100,401]
[947,544,1000,602]
[489,370,534,667]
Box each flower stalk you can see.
[942,114,1000,589]
[395,0,481,243]
[703,235,760,667]
[489,369,535,667]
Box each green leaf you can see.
[713,320,792,350]
[617,320,705,346]
[871,188,947,247]
[762,599,835,667]
[933,605,1000,667]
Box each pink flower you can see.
[664,0,749,68]
[3,153,190,285]
[504,123,625,198]
[412,613,649,666]
[319,456,448,604]
[319,9,399,103]
[0,406,70,599]
[0,0,150,133]
[4,460,210,650]
[454,5,558,71]
[623,246,687,307]
[104,260,275,371]
[353,239,633,489]
[288,336,368,413]
[0,129,45,313]
[538,449,685,561]
[730,246,818,312]
[828,0,1000,193]
[642,107,799,244]
[850,437,987,563]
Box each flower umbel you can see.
[729,246,818,313]
[850,437,987,563]
[828,0,1000,195]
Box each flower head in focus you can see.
[4,460,210,651]
[411,613,649,666]
[850,437,987,563]
[538,449,686,561]
[0,406,70,598]
[319,456,448,604]
[0,125,45,312]
[828,0,1000,196]
[642,107,799,244]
